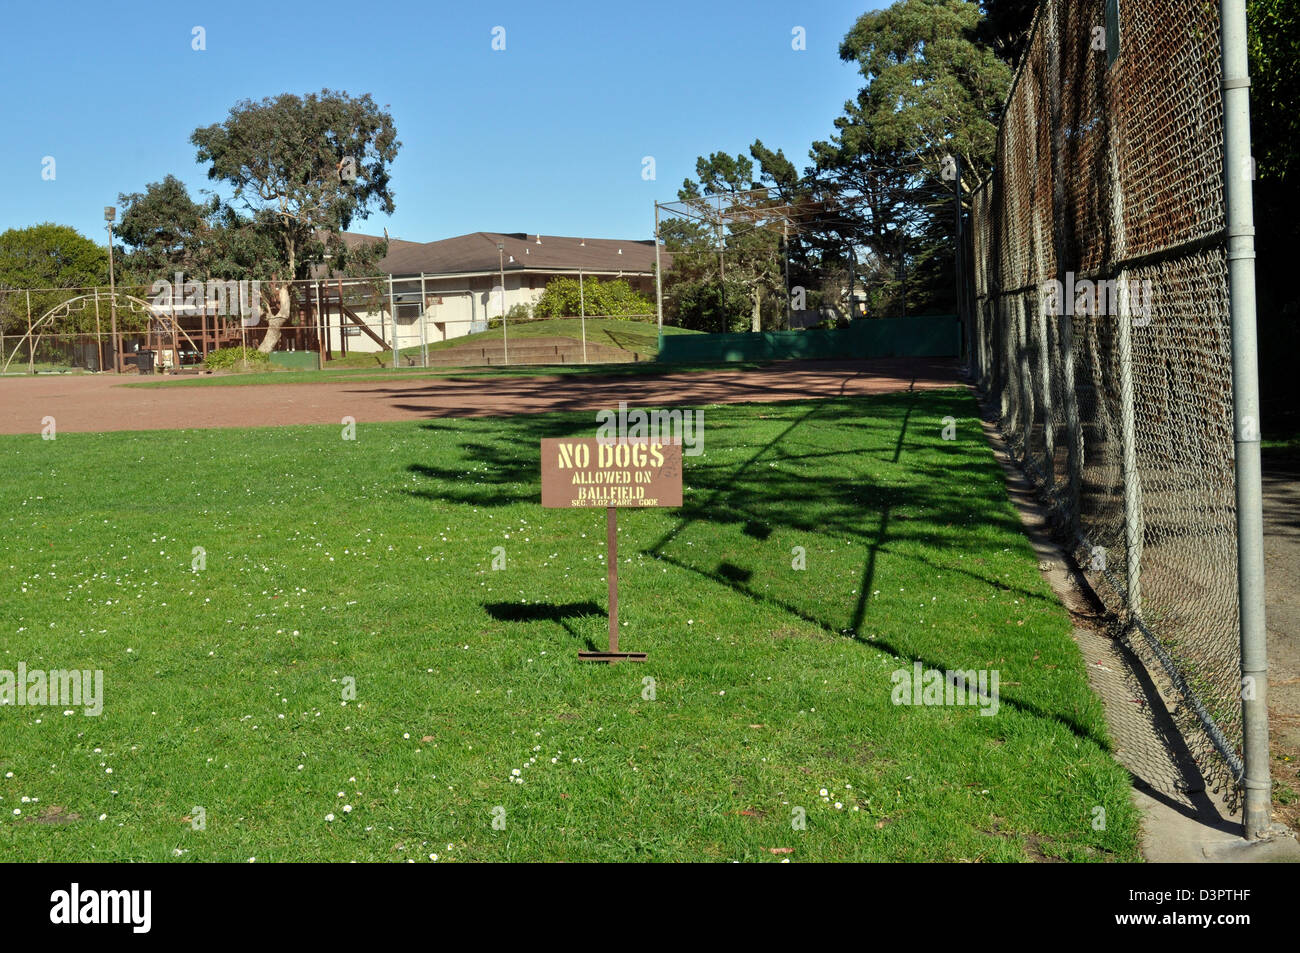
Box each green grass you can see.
[1263,434,1300,467]
[0,390,1139,861]
[120,360,770,389]
[1,364,89,376]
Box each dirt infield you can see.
[0,358,961,434]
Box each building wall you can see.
[334,272,644,354]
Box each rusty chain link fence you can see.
[971,0,1244,802]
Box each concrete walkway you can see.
[1262,453,1300,833]
[979,405,1300,862]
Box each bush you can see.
[532,276,654,320]
[487,302,533,329]
[204,347,271,371]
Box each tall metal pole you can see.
[93,288,103,372]
[1221,0,1271,840]
[419,272,428,368]
[498,242,508,365]
[170,285,180,373]
[782,219,791,329]
[898,239,906,319]
[717,220,726,331]
[105,211,120,373]
[653,203,665,349]
[25,291,33,374]
[315,281,325,368]
[955,157,975,367]
[389,275,398,370]
[336,278,345,357]
[579,269,587,363]
[1116,268,1144,624]
[1054,7,1084,535]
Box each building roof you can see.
[336,231,663,278]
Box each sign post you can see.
[541,437,683,663]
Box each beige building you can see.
[327,231,661,353]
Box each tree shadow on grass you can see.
[638,392,1112,751]
[406,390,1110,746]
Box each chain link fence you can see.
[971,0,1244,801]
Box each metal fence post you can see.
[419,273,428,368]
[1049,2,1082,530]
[389,275,398,370]
[93,288,104,372]
[1034,288,1055,488]
[1221,0,1271,839]
[1015,295,1033,460]
[1116,268,1144,619]
[579,269,588,363]
[954,158,970,371]
[26,291,34,374]
[654,203,664,352]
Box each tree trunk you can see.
[751,284,762,332]
[257,284,292,354]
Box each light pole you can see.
[497,241,508,364]
[104,206,120,372]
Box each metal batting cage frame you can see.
[653,171,967,339]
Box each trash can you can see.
[136,350,155,374]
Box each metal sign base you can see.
[578,651,647,664]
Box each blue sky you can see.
[0,0,887,245]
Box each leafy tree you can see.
[189,89,400,351]
[974,0,1039,69]
[115,175,215,283]
[0,224,113,339]
[0,223,107,292]
[1248,0,1300,431]
[807,0,1011,317]
[1248,0,1298,187]
[837,0,1010,181]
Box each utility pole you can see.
[497,241,508,364]
[717,220,726,331]
[783,219,792,329]
[653,203,664,347]
[579,269,587,363]
[105,207,120,373]
[954,156,968,365]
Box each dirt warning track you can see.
[0,358,961,435]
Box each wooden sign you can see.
[540,438,683,663]
[540,439,682,509]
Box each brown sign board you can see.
[541,438,683,509]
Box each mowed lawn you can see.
[0,390,1140,861]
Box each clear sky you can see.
[0,0,887,245]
